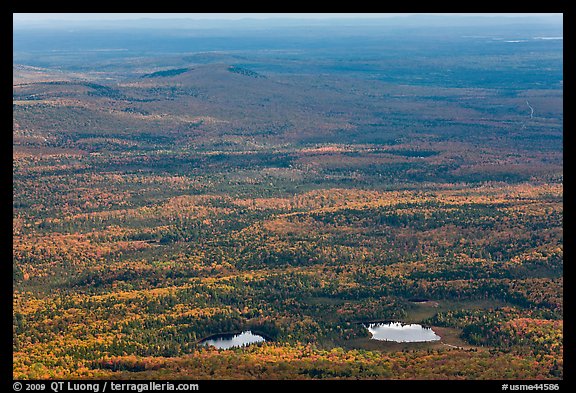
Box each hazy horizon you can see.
[13,12,563,23]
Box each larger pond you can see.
[199,331,267,349]
[366,322,440,343]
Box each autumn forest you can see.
[13,14,563,380]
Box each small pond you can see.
[199,331,267,349]
[408,298,430,303]
[365,322,440,343]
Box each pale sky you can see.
[13,13,562,22]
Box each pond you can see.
[199,331,267,349]
[365,322,441,343]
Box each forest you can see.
[13,14,563,380]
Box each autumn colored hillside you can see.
[13,15,562,380]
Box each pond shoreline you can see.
[351,319,436,329]
[196,330,273,346]
[366,321,441,343]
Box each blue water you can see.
[199,331,266,349]
[366,322,440,343]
